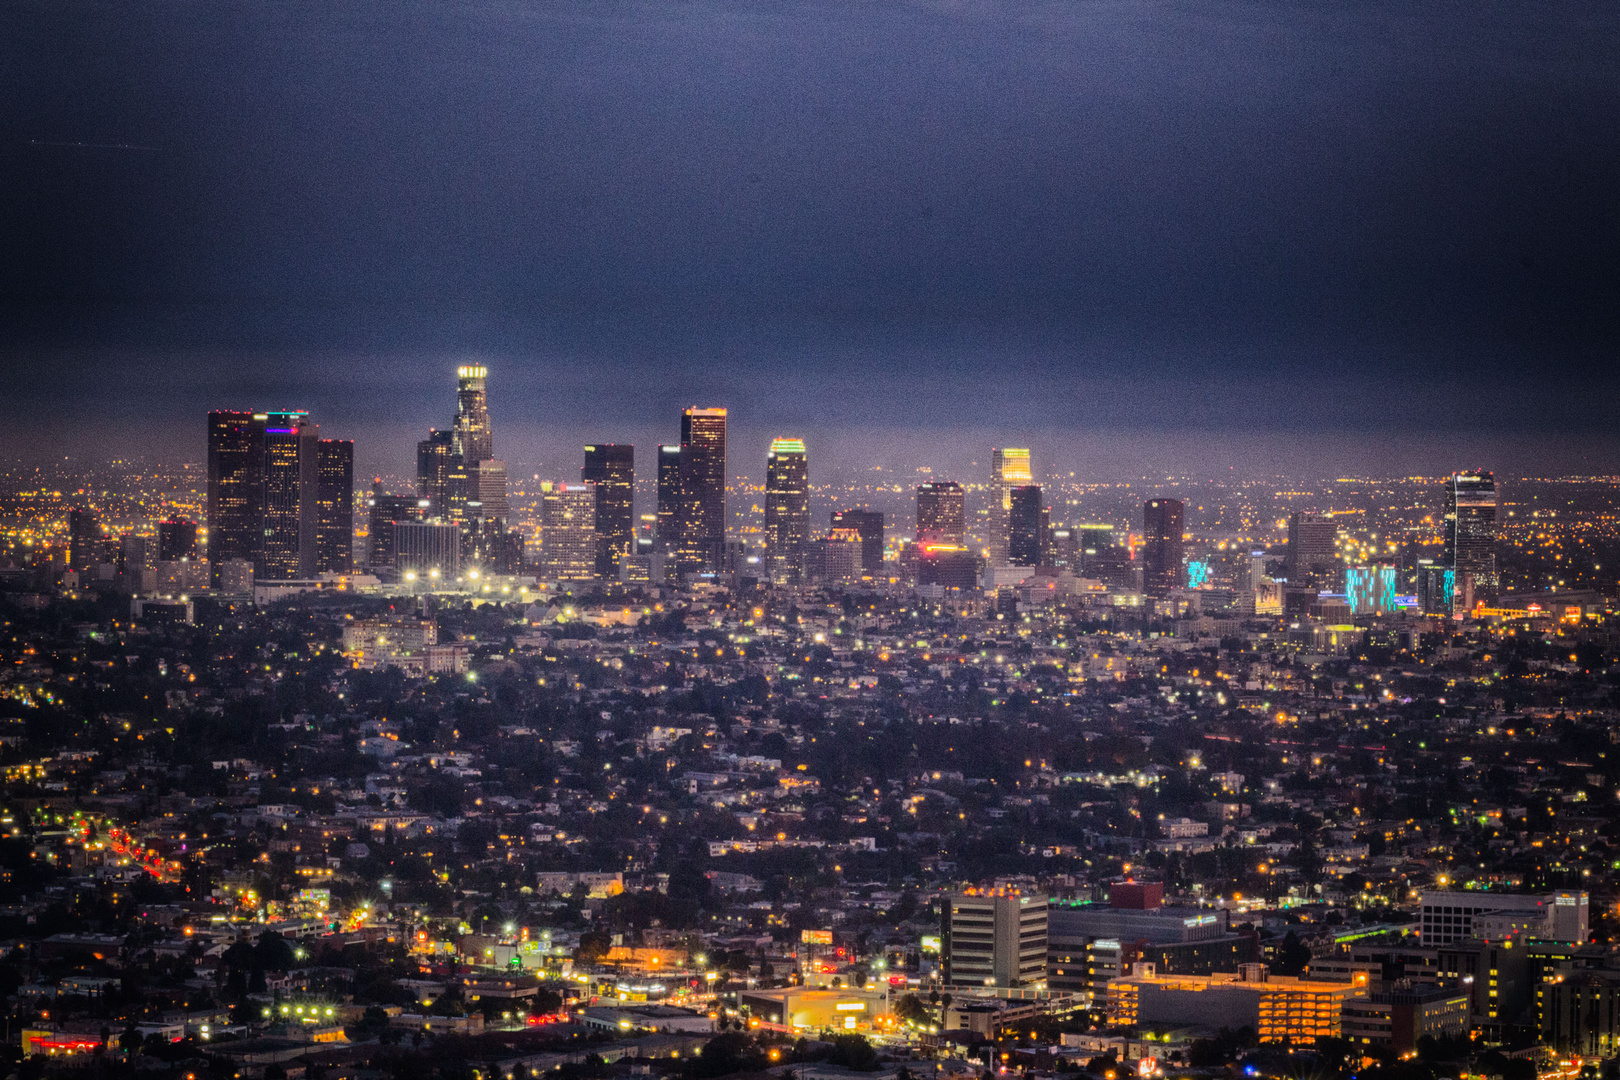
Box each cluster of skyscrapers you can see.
[195,367,1500,612]
[205,410,354,585]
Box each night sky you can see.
[2,0,1617,479]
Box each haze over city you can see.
[3,2,1620,1079]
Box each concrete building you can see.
[1418,890,1587,946]
[942,889,1048,989]
[1340,983,1469,1054]
[1107,964,1365,1045]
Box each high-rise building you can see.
[156,519,198,562]
[206,410,266,585]
[365,482,423,569]
[452,364,493,465]
[989,448,1033,564]
[1142,498,1185,596]
[541,482,598,581]
[811,527,862,585]
[1345,563,1397,615]
[583,444,635,579]
[416,429,459,518]
[261,412,319,580]
[1286,512,1339,587]
[830,510,884,578]
[1007,485,1045,568]
[1079,524,1133,588]
[1417,561,1456,616]
[315,439,354,575]
[941,889,1048,989]
[67,508,101,572]
[656,445,682,552]
[764,438,809,584]
[677,407,727,575]
[466,459,509,523]
[917,482,966,545]
[1445,471,1498,603]
[1047,527,1078,572]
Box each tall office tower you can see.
[941,889,1049,989]
[764,438,810,584]
[677,407,728,575]
[260,412,320,579]
[989,448,1033,564]
[365,482,422,569]
[416,429,459,517]
[540,481,597,581]
[656,445,682,551]
[1076,524,1128,585]
[1007,485,1045,567]
[583,444,635,579]
[1285,511,1339,587]
[452,364,493,465]
[1048,526,1078,571]
[916,481,966,545]
[206,410,267,585]
[67,508,101,572]
[830,509,884,578]
[815,527,863,584]
[466,459,509,523]
[157,519,198,562]
[1445,471,1499,603]
[315,439,354,575]
[1142,498,1185,596]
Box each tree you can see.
[894,993,933,1026]
[1274,930,1312,976]
[576,930,611,963]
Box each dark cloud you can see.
[0,0,1616,472]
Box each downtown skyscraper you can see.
[916,482,966,546]
[583,444,635,579]
[989,447,1032,565]
[764,438,809,584]
[1445,471,1499,605]
[208,409,353,582]
[1142,497,1185,596]
[675,407,727,576]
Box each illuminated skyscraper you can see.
[656,445,682,552]
[68,508,102,572]
[917,482,966,545]
[315,439,354,575]
[677,407,727,575]
[416,429,459,518]
[989,448,1033,564]
[583,444,635,579]
[1142,498,1185,596]
[365,482,423,569]
[466,459,509,523]
[764,438,809,584]
[830,509,884,578]
[1445,471,1498,603]
[1345,563,1398,615]
[261,412,319,580]
[206,410,266,585]
[1286,512,1339,587]
[1007,485,1045,567]
[452,364,493,464]
[540,482,597,581]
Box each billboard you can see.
[801,929,834,946]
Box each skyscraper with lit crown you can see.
[990,448,1032,564]
[677,407,727,575]
[453,365,493,464]
[1445,471,1498,604]
[764,438,810,584]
